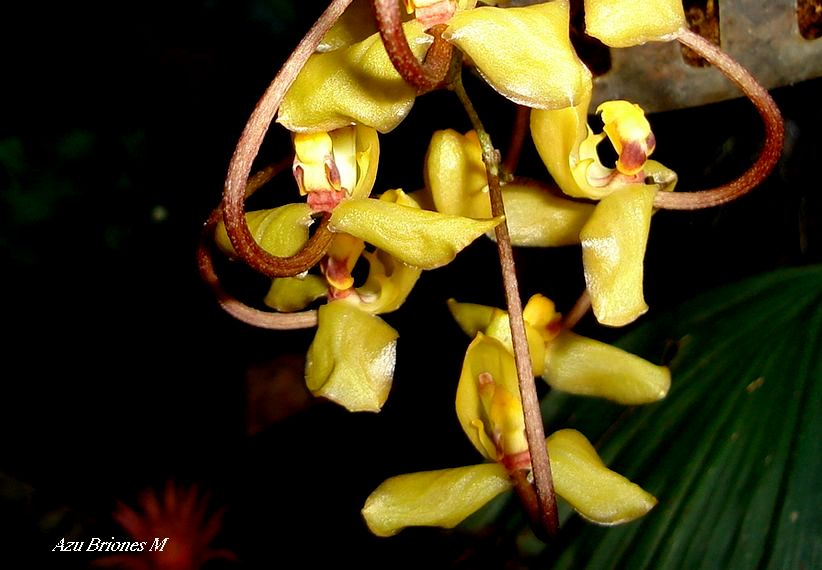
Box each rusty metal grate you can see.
[590,0,822,111]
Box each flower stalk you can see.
[371,0,454,93]
[653,29,784,210]
[452,75,559,539]
[221,0,354,279]
[199,158,320,329]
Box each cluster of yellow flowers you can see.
[215,0,693,536]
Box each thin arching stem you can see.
[452,76,559,539]
[562,289,591,330]
[201,160,320,330]
[503,105,531,176]
[372,0,453,93]
[653,29,784,210]
[199,210,319,330]
[222,0,354,278]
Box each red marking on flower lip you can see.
[415,0,456,28]
[307,189,346,212]
[618,141,647,175]
[502,449,532,472]
[323,255,354,291]
[293,164,306,194]
[327,286,353,300]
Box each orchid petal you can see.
[350,249,422,314]
[305,301,398,412]
[531,93,605,199]
[330,195,501,269]
[345,190,421,314]
[585,0,685,48]
[456,334,524,461]
[214,204,313,258]
[350,125,381,200]
[580,185,656,326]
[424,129,490,218]
[278,21,431,133]
[548,429,657,525]
[484,311,547,377]
[318,0,380,52]
[263,275,327,312]
[362,463,510,537]
[444,0,592,109]
[447,299,501,338]
[543,330,670,404]
[498,183,594,247]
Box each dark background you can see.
[1,1,820,568]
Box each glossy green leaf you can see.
[537,265,822,569]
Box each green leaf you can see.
[538,265,822,569]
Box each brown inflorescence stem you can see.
[200,159,320,329]
[372,0,453,93]
[199,209,319,330]
[222,0,354,279]
[562,289,591,330]
[452,77,559,539]
[503,105,531,177]
[653,29,784,210]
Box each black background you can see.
[1,1,820,568]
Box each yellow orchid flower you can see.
[281,0,591,137]
[292,124,380,212]
[329,191,501,270]
[300,187,498,411]
[362,333,657,535]
[449,295,670,404]
[532,91,678,326]
[322,233,366,294]
[278,19,431,134]
[456,334,531,469]
[216,125,502,411]
[423,128,595,247]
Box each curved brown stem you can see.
[372,0,453,93]
[653,29,784,210]
[453,77,558,540]
[222,0,354,278]
[244,157,293,198]
[199,208,319,330]
[503,105,531,176]
[510,470,552,543]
